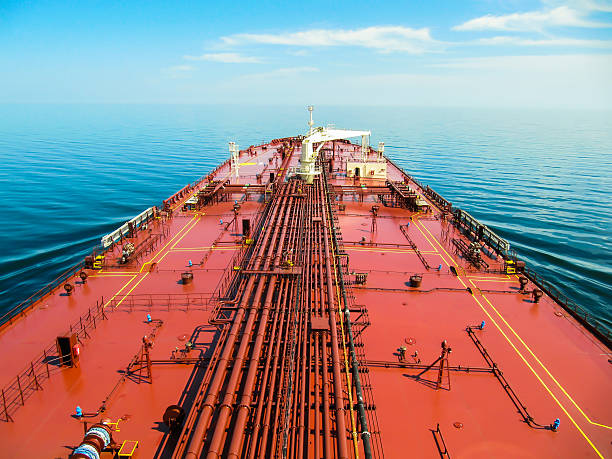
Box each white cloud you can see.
[221,26,440,54]
[337,54,612,108]
[162,64,193,79]
[476,35,612,47]
[427,53,612,71]
[545,0,612,13]
[168,65,193,71]
[183,52,262,63]
[453,6,610,32]
[241,66,319,79]
[287,49,310,57]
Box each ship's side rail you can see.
[0,297,108,422]
[522,267,611,346]
[107,292,213,312]
[1,155,234,332]
[385,154,612,349]
[0,260,86,331]
[0,293,212,422]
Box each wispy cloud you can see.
[475,36,612,47]
[453,6,611,32]
[241,66,319,79]
[183,52,262,63]
[427,53,612,70]
[221,26,441,54]
[162,64,193,78]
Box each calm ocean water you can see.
[0,104,610,331]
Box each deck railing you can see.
[0,260,86,329]
[387,153,612,348]
[108,292,212,312]
[0,297,109,422]
[523,267,612,346]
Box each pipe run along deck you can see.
[0,130,610,459]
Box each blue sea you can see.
[0,105,610,332]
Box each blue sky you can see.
[1,0,611,107]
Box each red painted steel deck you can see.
[0,135,610,459]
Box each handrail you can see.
[523,267,611,347]
[1,297,108,422]
[386,153,611,349]
[0,260,86,329]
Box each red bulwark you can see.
[0,135,610,458]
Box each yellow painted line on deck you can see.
[465,279,605,457]
[152,215,202,266]
[414,218,608,455]
[346,247,438,254]
[112,272,151,308]
[140,215,199,269]
[101,275,138,309]
[476,282,612,431]
[97,215,201,311]
[89,274,137,278]
[467,277,514,282]
[411,218,442,252]
[171,246,241,251]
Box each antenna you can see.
[307,105,314,134]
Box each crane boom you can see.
[299,127,371,183]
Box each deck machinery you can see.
[0,108,610,458]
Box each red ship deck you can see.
[0,132,610,459]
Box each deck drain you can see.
[453,422,463,429]
[177,334,189,341]
[404,337,416,345]
[554,311,564,317]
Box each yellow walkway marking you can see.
[140,216,199,270]
[413,218,607,457]
[99,215,200,310]
[475,280,612,431]
[346,247,438,254]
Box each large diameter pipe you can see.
[319,178,350,459]
[228,188,303,457]
[244,277,288,459]
[322,165,373,459]
[183,185,291,459]
[207,183,298,458]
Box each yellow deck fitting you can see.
[118,440,138,457]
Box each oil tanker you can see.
[0,107,610,458]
